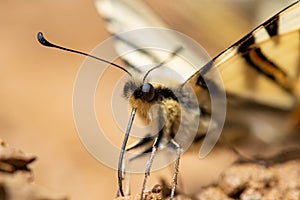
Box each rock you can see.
[0,138,67,200]
[0,139,35,173]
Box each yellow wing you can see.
[186,1,300,145]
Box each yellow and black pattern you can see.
[187,1,300,111]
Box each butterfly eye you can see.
[141,83,155,102]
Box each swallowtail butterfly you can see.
[95,0,300,198]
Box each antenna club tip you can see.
[37,32,51,47]
[37,32,44,42]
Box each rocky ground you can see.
[1,139,300,200]
[116,150,300,200]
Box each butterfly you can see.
[38,0,300,199]
[94,0,300,198]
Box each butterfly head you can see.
[123,79,179,119]
[124,81,155,108]
[125,82,155,102]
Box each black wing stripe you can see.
[120,58,142,73]
[238,34,255,53]
[113,34,163,71]
[114,34,161,62]
[241,47,291,92]
[265,15,279,37]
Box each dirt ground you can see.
[1,138,300,199]
[116,157,300,200]
[0,1,298,200]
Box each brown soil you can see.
[2,137,300,200]
[116,156,300,200]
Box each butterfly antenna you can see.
[37,32,132,76]
[142,46,183,83]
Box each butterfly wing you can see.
[192,1,300,109]
[186,1,300,147]
[95,0,214,84]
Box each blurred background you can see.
[0,0,296,199]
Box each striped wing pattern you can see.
[188,1,300,110]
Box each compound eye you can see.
[141,83,155,102]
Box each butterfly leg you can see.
[140,143,158,199]
[169,139,182,200]
[123,155,131,196]
[118,134,155,197]
[116,156,126,197]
